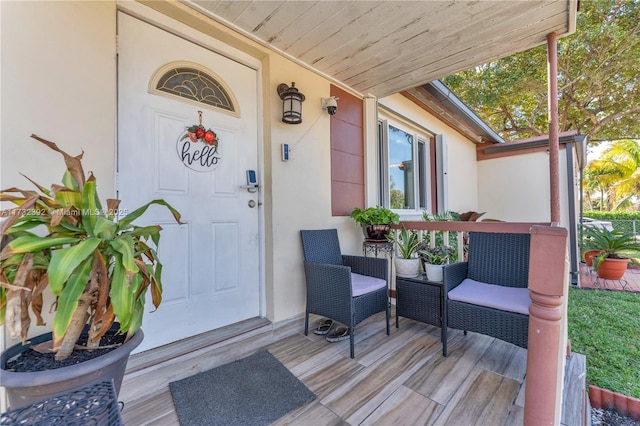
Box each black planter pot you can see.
[0,325,143,409]
[362,224,391,241]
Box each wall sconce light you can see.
[321,96,339,115]
[277,82,305,124]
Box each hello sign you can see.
[177,135,221,172]
[177,111,222,172]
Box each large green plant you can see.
[580,225,640,271]
[349,206,399,225]
[0,135,182,361]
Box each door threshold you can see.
[125,317,271,374]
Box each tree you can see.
[584,139,640,210]
[443,0,640,143]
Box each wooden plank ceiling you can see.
[188,1,575,97]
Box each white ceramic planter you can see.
[395,257,420,278]
[424,263,444,282]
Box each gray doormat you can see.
[169,350,316,426]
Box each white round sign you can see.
[177,132,221,172]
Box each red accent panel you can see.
[331,86,363,127]
[331,181,365,216]
[331,122,364,156]
[331,150,365,184]
[330,85,364,216]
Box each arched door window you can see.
[149,61,239,117]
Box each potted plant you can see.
[579,225,600,266]
[418,245,455,282]
[349,206,400,241]
[580,225,640,280]
[386,226,421,278]
[0,135,182,408]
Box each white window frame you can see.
[378,113,433,215]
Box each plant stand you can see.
[363,240,394,295]
[0,381,123,425]
[594,276,630,291]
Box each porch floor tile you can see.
[121,309,530,425]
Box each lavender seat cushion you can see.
[448,278,531,315]
[351,273,386,297]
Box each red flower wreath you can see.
[181,111,219,147]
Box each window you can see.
[379,117,432,213]
[148,61,239,117]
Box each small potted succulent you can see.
[386,226,422,278]
[418,245,456,282]
[0,135,182,408]
[349,206,400,241]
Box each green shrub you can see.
[584,210,640,221]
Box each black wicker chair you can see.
[442,231,531,356]
[300,229,390,358]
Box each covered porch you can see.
[119,221,583,425]
[1,1,581,424]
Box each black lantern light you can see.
[277,82,305,124]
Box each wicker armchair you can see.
[300,229,390,358]
[442,232,531,356]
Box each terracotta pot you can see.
[362,224,390,241]
[583,250,600,267]
[1,325,143,409]
[596,257,629,280]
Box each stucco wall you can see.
[1,1,117,347]
[477,149,571,227]
[267,56,362,321]
[1,1,117,198]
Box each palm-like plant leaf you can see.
[52,256,94,342]
[48,238,101,294]
[0,135,181,360]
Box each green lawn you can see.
[567,287,640,398]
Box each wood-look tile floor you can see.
[121,310,527,425]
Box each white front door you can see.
[117,13,261,352]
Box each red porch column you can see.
[524,225,568,425]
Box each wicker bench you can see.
[442,232,531,356]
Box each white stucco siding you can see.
[377,94,480,215]
[268,56,360,321]
[477,149,571,226]
[1,1,116,199]
[1,2,116,349]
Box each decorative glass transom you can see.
[155,67,236,112]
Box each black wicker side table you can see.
[396,275,446,344]
[0,381,123,425]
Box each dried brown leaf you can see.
[0,196,38,236]
[31,134,85,188]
